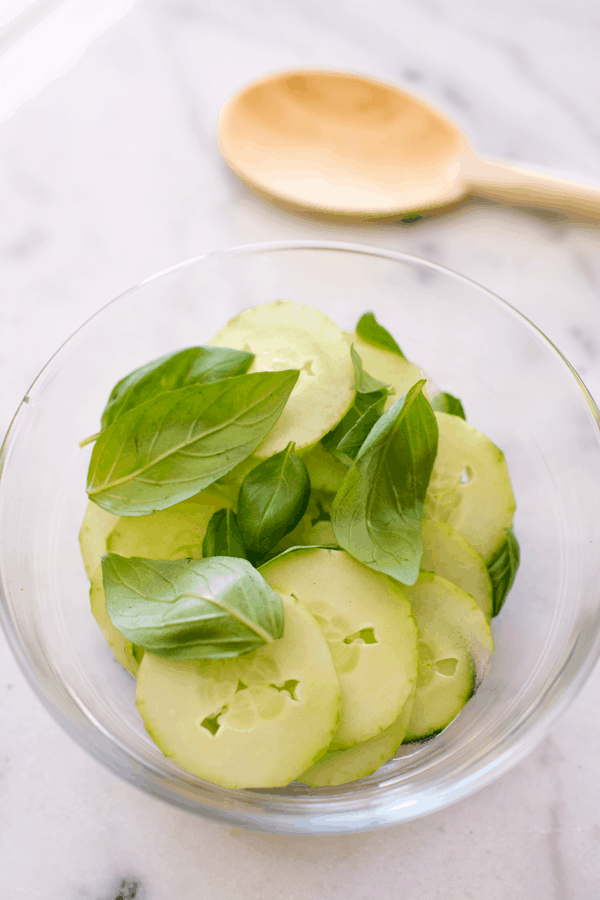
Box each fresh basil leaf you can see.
[332,380,438,585]
[334,401,383,464]
[356,312,405,358]
[237,442,311,561]
[322,348,388,459]
[202,508,247,560]
[102,553,284,659]
[350,345,390,395]
[87,370,299,517]
[487,527,520,616]
[100,346,254,431]
[430,391,466,420]
[322,389,384,458]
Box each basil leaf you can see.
[322,391,382,456]
[356,312,405,358]
[87,370,299,516]
[322,348,388,459]
[431,391,466,420]
[332,380,438,585]
[334,401,383,464]
[237,443,311,561]
[202,508,247,560]
[101,346,254,431]
[487,527,520,617]
[350,345,389,395]
[102,553,284,659]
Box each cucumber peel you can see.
[300,687,415,787]
[403,572,494,742]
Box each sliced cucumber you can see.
[403,572,494,742]
[90,565,141,675]
[209,301,355,457]
[106,491,227,560]
[79,501,120,579]
[343,332,431,410]
[302,441,347,494]
[420,518,493,619]
[267,491,337,557]
[260,548,418,749]
[425,412,516,561]
[300,687,415,787]
[136,594,341,789]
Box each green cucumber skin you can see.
[402,572,493,744]
[402,654,475,743]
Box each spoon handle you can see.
[465,158,600,221]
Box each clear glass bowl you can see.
[2,240,600,835]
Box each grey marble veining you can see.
[2,1,600,898]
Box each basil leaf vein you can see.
[332,380,438,585]
[87,370,299,516]
[202,508,247,560]
[237,442,311,561]
[356,312,405,358]
[102,553,284,659]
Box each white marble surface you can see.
[2,1,600,897]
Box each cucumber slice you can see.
[303,441,347,494]
[136,594,341,788]
[300,688,415,787]
[209,301,355,457]
[403,572,494,742]
[106,491,227,560]
[343,332,431,410]
[79,501,120,579]
[260,548,418,749]
[425,412,516,561]
[89,565,141,675]
[421,519,493,619]
[267,491,337,557]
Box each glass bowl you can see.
[2,240,600,835]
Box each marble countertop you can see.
[2,1,600,897]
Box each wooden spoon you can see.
[218,69,600,221]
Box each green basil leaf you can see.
[332,380,438,585]
[430,391,466,420]
[102,553,284,659]
[350,345,390,395]
[322,389,385,458]
[487,527,520,617]
[101,346,254,431]
[322,348,388,459]
[356,312,405,358]
[237,442,311,561]
[334,401,383,464]
[202,508,247,560]
[87,370,299,516]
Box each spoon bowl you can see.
[218,69,600,221]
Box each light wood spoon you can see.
[218,69,600,221]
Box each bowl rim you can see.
[2,238,600,834]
